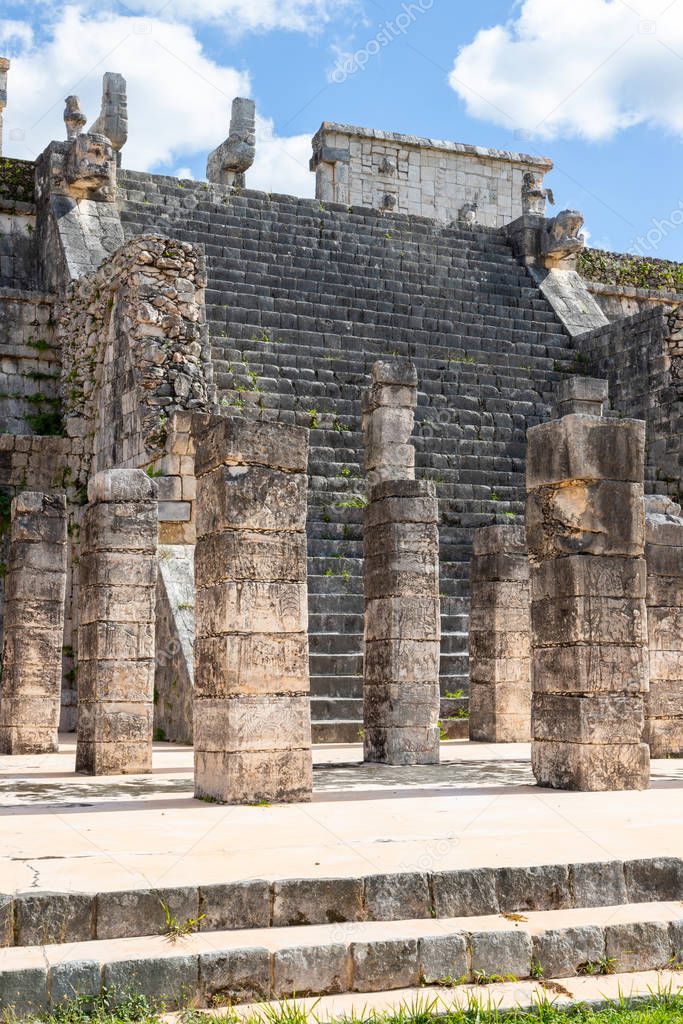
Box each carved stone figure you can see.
[458,201,478,227]
[89,72,128,159]
[522,170,554,216]
[544,209,585,265]
[64,95,86,141]
[206,97,256,187]
[0,58,9,156]
[65,133,117,201]
[378,156,396,176]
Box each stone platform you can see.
[2,738,683,895]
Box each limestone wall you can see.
[0,200,36,290]
[0,290,60,434]
[576,308,682,500]
[310,123,552,227]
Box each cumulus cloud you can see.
[449,0,683,141]
[7,0,359,34]
[115,0,360,33]
[1,5,316,197]
[251,116,314,197]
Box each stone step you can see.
[4,899,683,1011]
[116,168,578,738]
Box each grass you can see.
[9,986,683,1024]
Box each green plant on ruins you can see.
[0,158,36,203]
[577,248,683,293]
[9,985,683,1024]
[159,900,205,943]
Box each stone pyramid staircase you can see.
[117,171,577,741]
[1,858,682,1011]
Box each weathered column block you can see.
[361,359,418,486]
[193,416,312,804]
[469,524,531,743]
[526,407,650,791]
[0,492,67,754]
[362,359,440,766]
[76,469,158,775]
[644,496,683,757]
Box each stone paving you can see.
[2,739,683,896]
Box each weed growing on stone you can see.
[159,900,205,943]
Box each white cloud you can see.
[3,6,249,168]
[250,116,314,197]
[118,0,359,33]
[449,0,683,141]
[1,5,317,198]
[6,0,359,34]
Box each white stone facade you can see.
[311,122,553,228]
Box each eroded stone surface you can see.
[0,492,67,755]
[193,415,312,804]
[76,470,158,776]
[469,525,531,742]
[526,407,650,792]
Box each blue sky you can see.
[2,0,683,259]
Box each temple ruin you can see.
[1,54,683,1014]
[0,62,681,806]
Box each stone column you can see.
[76,469,158,775]
[526,404,650,791]
[469,525,531,743]
[193,416,312,804]
[644,496,683,757]
[0,493,67,754]
[362,360,441,765]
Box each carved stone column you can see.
[644,496,683,757]
[526,408,650,791]
[469,525,531,743]
[193,416,312,804]
[0,493,67,754]
[77,469,158,775]
[362,360,440,765]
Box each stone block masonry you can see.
[193,415,312,804]
[469,524,531,743]
[311,122,552,227]
[644,496,683,757]
[76,469,158,775]
[526,412,650,791]
[0,492,67,753]
[362,360,440,766]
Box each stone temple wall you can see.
[310,122,552,227]
[0,290,60,435]
[576,307,682,502]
